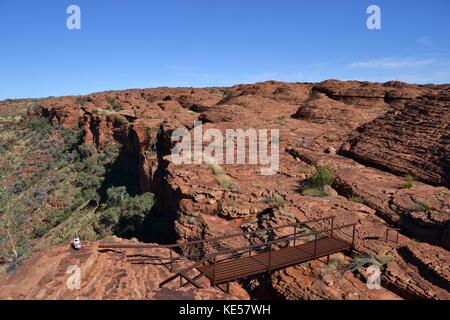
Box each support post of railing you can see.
[313,233,318,259]
[386,228,401,244]
[169,248,173,271]
[293,226,297,247]
[268,243,272,272]
[196,243,200,261]
[330,217,334,237]
[212,255,217,287]
[352,225,356,251]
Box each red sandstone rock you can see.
[2,80,449,300]
[0,240,248,300]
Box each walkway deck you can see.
[197,236,351,285]
[99,216,357,291]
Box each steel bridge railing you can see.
[158,222,357,288]
[98,215,337,269]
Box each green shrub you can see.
[187,216,197,225]
[409,201,430,212]
[276,116,286,125]
[211,163,225,176]
[33,225,51,238]
[301,187,329,197]
[300,165,334,197]
[106,186,128,206]
[106,96,123,112]
[309,165,334,189]
[375,254,395,266]
[349,196,364,204]
[78,143,95,159]
[402,175,416,189]
[100,188,155,231]
[220,177,237,191]
[61,128,82,147]
[325,134,339,142]
[263,194,285,209]
[211,164,237,191]
[75,97,90,106]
[26,117,52,133]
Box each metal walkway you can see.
[99,216,356,292]
[196,236,351,285]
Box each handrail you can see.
[385,227,401,243]
[159,222,356,288]
[99,215,335,251]
[149,222,357,266]
[204,222,357,261]
[183,215,335,247]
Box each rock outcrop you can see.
[340,93,450,188]
[1,80,449,300]
[0,239,248,300]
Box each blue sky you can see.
[1,0,449,100]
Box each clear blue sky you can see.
[1,0,449,100]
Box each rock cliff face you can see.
[340,92,450,188]
[1,80,449,300]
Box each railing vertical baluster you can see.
[196,243,199,261]
[396,230,400,243]
[352,225,356,249]
[293,226,297,247]
[313,233,318,258]
[170,248,173,271]
[268,243,272,272]
[212,255,217,286]
[330,217,334,237]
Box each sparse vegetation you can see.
[309,165,334,188]
[220,176,237,191]
[409,201,431,212]
[300,165,334,197]
[301,187,329,197]
[211,163,237,191]
[316,254,345,279]
[325,134,339,142]
[211,163,225,176]
[99,188,155,237]
[0,110,154,269]
[348,196,364,204]
[106,96,123,112]
[402,175,416,189]
[75,97,90,106]
[375,253,395,266]
[262,194,285,210]
[186,216,197,225]
[276,116,286,125]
